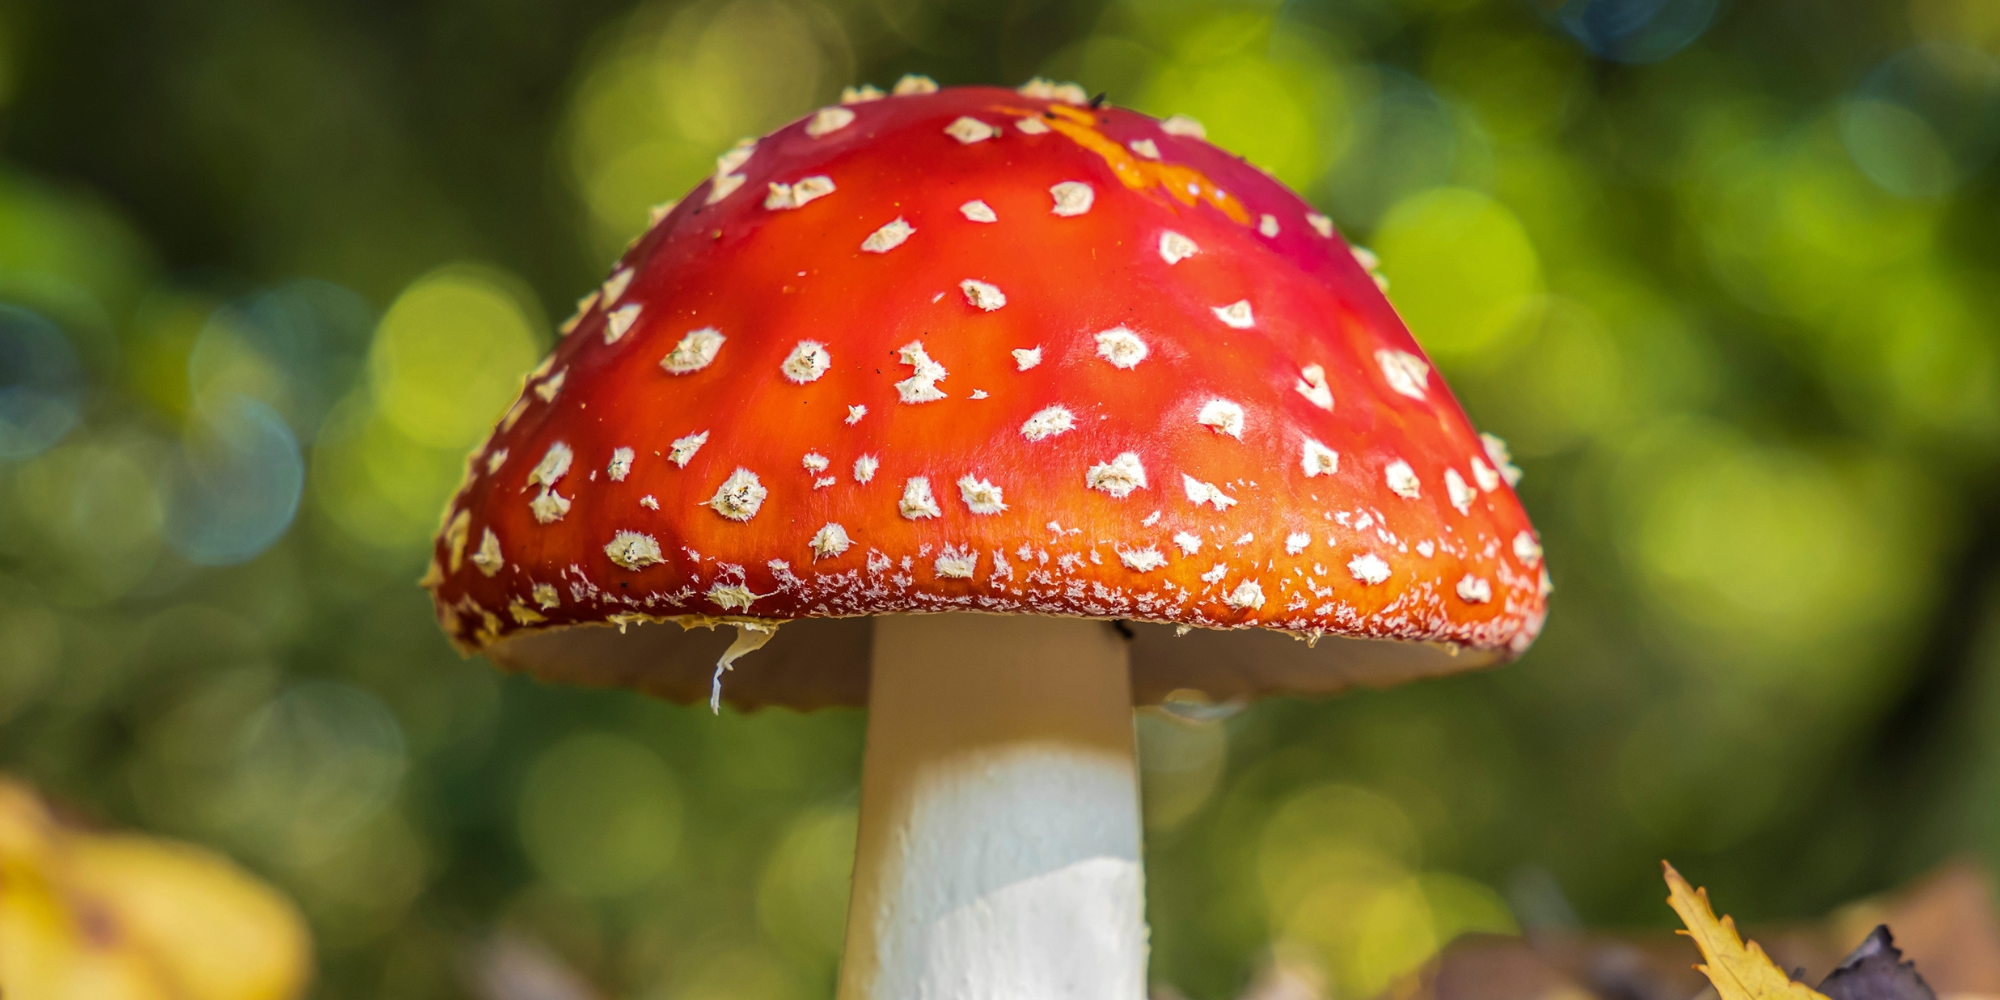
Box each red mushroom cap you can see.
[423,78,1549,710]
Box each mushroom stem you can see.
[838,613,1148,1000]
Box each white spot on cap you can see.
[471,528,504,576]
[895,341,949,403]
[1086,452,1147,498]
[1019,78,1088,104]
[605,531,664,570]
[806,106,856,137]
[716,138,755,176]
[765,175,836,210]
[811,523,851,559]
[1201,563,1228,584]
[1377,349,1430,401]
[960,279,1006,311]
[970,389,989,400]
[1285,532,1310,555]
[1416,540,1434,557]
[782,340,832,383]
[533,368,567,402]
[1212,300,1255,329]
[1514,531,1543,565]
[640,495,659,509]
[560,291,597,337]
[532,583,559,608]
[1160,114,1205,138]
[1225,580,1265,610]
[893,74,938,95]
[1050,182,1094,216]
[1296,364,1334,411]
[1095,327,1148,369]
[605,304,642,344]
[1183,474,1237,511]
[1471,456,1501,492]
[661,328,725,374]
[602,268,635,306]
[802,452,830,474]
[669,430,709,467]
[946,117,997,144]
[500,397,529,432]
[705,468,768,521]
[649,200,677,224]
[486,449,509,475]
[854,455,878,483]
[1173,532,1202,554]
[1013,346,1042,370]
[1300,438,1339,478]
[1307,213,1334,238]
[1120,547,1167,572]
[863,217,915,253]
[1020,405,1075,442]
[608,447,635,481]
[1348,553,1390,584]
[957,475,1008,514]
[1159,231,1198,265]
[1385,460,1421,499]
[1015,116,1051,135]
[1445,468,1476,515]
[707,173,747,204]
[934,546,978,578]
[1481,433,1523,486]
[528,442,573,490]
[1258,214,1280,238]
[900,477,941,519]
[1353,247,1388,290]
[530,490,570,524]
[1130,138,1162,160]
[1456,575,1492,603]
[846,404,867,425]
[707,582,759,612]
[1197,399,1244,439]
[842,84,885,103]
[960,200,998,223]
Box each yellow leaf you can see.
[0,779,312,1000]
[1663,861,1828,1000]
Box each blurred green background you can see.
[2,0,1999,996]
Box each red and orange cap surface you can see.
[424,78,1549,710]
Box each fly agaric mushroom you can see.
[425,76,1547,999]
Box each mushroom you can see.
[425,76,1548,999]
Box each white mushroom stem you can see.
[838,613,1148,1000]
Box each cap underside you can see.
[484,613,1503,711]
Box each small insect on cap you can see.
[424,76,1549,711]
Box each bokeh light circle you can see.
[517,734,684,897]
[0,304,83,460]
[1371,187,1542,361]
[162,395,305,566]
[1323,68,1461,228]
[1540,0,1721,64]
[189,279,373,441]
[1841,43,2000,198]
[368,264,543,450]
